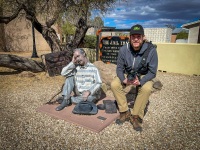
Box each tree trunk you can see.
[0,6,89,72]
[67,18,89,51]
[0,54,45,72]
[25,13,63,53]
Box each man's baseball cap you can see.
[130,24,144,35]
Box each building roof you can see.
[181,20,200,29]
[172,28,189,34]
[102,26,116,29]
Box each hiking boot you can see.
[115,110,131,125]
[137,117,143,124]
[55,97,71,111]
[130,115,142,132]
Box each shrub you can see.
[176,31,188,39]
[82,35,96,49]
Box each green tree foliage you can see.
[81,35,96,48]
[176,31,188,39]
[93,16,104,27]
[62,21,76,35]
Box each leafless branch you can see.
[0,4,23,24]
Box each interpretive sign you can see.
[99,36,129,64]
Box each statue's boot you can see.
[55,96,71,111]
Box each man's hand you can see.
[82,90,91,101]
[132,76,141,86]
[123,76,141,86]
[123,78,132,85]
[72,55,77,64]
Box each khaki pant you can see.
[111,76,153,119]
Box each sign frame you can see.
[96,28,131,64]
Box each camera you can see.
[127,70,137,81]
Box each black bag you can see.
[97,100,118,114]
[103,100,117,114]
[72,101,98,115]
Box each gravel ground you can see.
[0,67,199,150]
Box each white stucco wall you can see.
[188,26,199,43]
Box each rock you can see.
[93,61,116,87]
[101,83,108,93]
[152,78,163,90]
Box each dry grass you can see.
[0,53,200,149]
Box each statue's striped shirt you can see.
[61,62,102,95]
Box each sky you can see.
[102,0,200,29]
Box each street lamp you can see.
[31,22,39,58]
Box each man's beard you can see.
[132,42,141,50]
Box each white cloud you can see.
[104,22,110,25]
[141,5,155,12]
[102,0,200,28]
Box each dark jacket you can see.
[116,42,158,86]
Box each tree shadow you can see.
[0,70,22,75]
[99,88,107,100]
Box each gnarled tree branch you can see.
[0,4,23,24]
[0,54,45,72]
